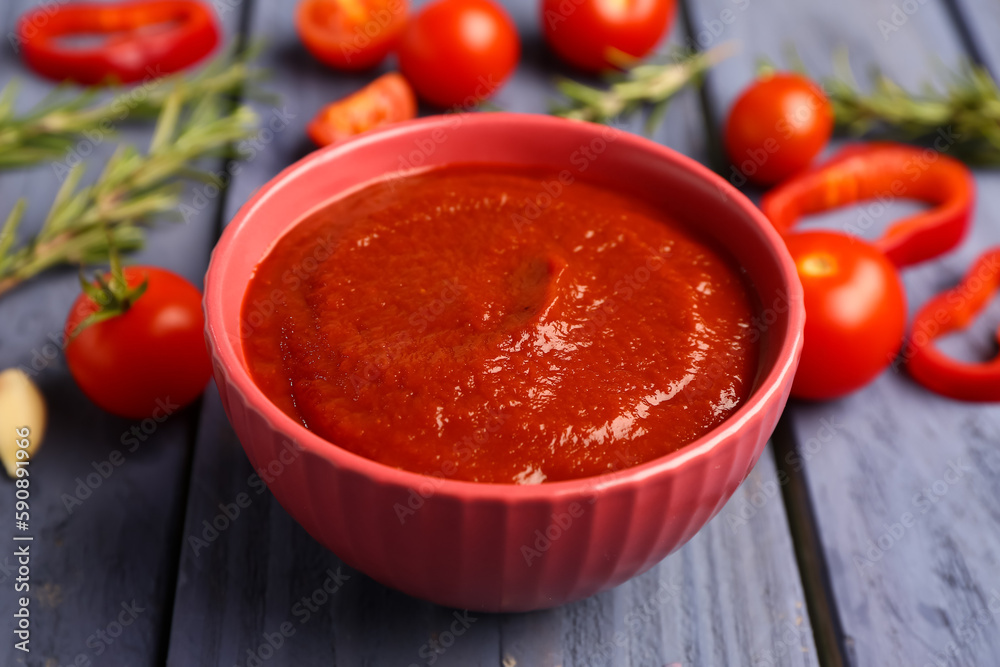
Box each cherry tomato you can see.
[725,73,833,186]
[64,266,212,419]
[785,231,906,400]
[296,0,408,71]
[541,0,675,73]
[397,0,519,108]
[307,72,417,147]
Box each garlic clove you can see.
[0,368,47,478]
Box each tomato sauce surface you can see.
[242,165,760,484]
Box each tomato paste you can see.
[242,165,760,483]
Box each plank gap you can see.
[153,398,206,665]
[939,0,992,74]
[677,0,726,174]
[208,0,261,248]
[772,413,850,667]
[153,0,259,661]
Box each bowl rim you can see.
[205,112,804,502]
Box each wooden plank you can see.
[166,0,819,665]
[682,0,1000,664]
[0,1,249,664]
[947,0,1000,75]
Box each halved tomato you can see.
[307,72,417,146]
[296,0,408,71]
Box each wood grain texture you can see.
[165,1,819,666]
[683,0,1000,665]
[0,1,248,664]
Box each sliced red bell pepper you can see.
[761,142,975,269]
[906,247,1000,402]
[17,0,220,85]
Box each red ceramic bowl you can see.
[204,113,804,612]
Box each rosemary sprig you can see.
[552,43,735,129]
[816,50,1000,164]
[0,91,258,298]
[0,51,261,171]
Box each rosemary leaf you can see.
[0,51,261,171]
[551,43,735,128]
[811,51,1000,164]
[0,85,259,298]
[0,200,26,271]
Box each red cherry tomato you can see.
[397,0,519,108]
[785,231,907,400]
[64,266,212,419]
[725,73,833,186]
[541,0,675,73]
[296,0,408,71]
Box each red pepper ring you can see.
[17,0,220,85]
[906,247,1000,402]
[761,142,975,269]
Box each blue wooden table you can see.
[1,0,999,665]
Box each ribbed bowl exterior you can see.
[205,114,804,612]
